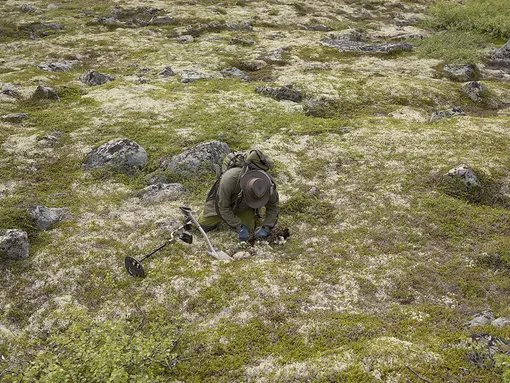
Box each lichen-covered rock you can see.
[38,61,75,72]
[28,205,67,230]
[492,317,510,327]
[139,183,187,202]
[159,66,175,77]
[490,39,510,68]
[461,81,488,103]
[259,48,288,64]
[31,85,60,101]
[321,39,413,53]
[242,60,267,72]
[446,165,481,187]
[221,67,248,80]
[176,35,194,43]
[1,113,29,123]
[80,70,115,86]
[443,64,478,82]
[256,85,302,103]
[0,229,29,260]
[466,310,495,328]
[162,141,231,176]
[429,107,466,122]
[37,131,64,146]
[84,138,148,173]
[180,70,212,83]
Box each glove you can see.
[238,225,249,242]
[254,227,269,239]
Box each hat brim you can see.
[240,170,271,209]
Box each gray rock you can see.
[38,61,75,72]
[140,183,187,202]
[443,64,478,82]
[80,70,115,86]
[321,39,413,54]
[84,138,148,173]
[466,310,494,328]
[461,81,488,103]
[20,4,38,13]
[176,35,194,43]
[31,85,60,101]
[429,107,466,122]
[446,164,481,187]
[159,66,175,77]
[260,48,288,64]
[37,131,64,146]
[92,16,123,26]
[162,141,231,176]
[221,67,248,80]
[180,70,212,83]
[28,206,66,230]
[47,4,60,10]
[149,16,175,26]
[328,31,362,42]
[1,86,22,99]
[1,113,29,123]
[0,230,29,260]
[256,85,302,103]
[308,186,320,196]
[490,39,510,68]
[242,60,267,72]
[492,317,510,327]
[230,37,256,46]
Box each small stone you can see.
[232,251,251,260]
[139,183,187,202]
[38,61,74,72]
[47,4,60,10]
[466,310,494,328]
[29,205,67,231]
[176,35,194,44]
[443,64,478,82]
[180,70,212,83]
[0,230,29,260]
[490,39,510,68]
[308,186,320,196]
[429,107,466,122]
[37,131,64,146]
[1,113,29,123]
[31,85,60,101]
[446,164,481,187]
[255,85,302,103]
[242,60,267,72]
[230,37,256,46]
[221,67,248,79]
[461,81,488,103]
[20,4,38,13]
[80,70,115,86]
[492,317,510,327]
[159,66,175,77]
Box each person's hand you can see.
[238,225,249,242]
[254,227,269,239]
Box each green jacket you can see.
[202,167,279,232]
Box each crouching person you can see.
[198,149,279,241]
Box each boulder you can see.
[1,113,29,123]
[31,85,60,101]
[0,230,29,260]
[159,66,175,77]
[180,70,212,83]
[84,138,148,173]
[28,205,67,230]
[321,39,413,54]
[490,39,510,68]
[466,310,494,328]
[492,317,510,327]
[38,61,75,72]
[446,165,481,187]
[176,35,194,43]
[221,67,248,80]
[139,183,187,202]
[443,64,478,82]
[80,70,115,86]
[162,141,231,176]
[461,81,488,103]
[256,85,302,103]
[429,107,466,122]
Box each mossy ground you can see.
[1,0,510,382]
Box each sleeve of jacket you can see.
[262,186,279,229]
[217,170,243,232]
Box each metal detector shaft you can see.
[138,239,173,262]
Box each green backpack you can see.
[220,149,274,175]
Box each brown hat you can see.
[240,170,272,208]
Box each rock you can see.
[0,230,29,260]
[230,37,255,46]
[260,48,287,64]
[492,317,510,327]
[328,31,362,42]
[80,70,115,86]
[221,67,248,80]
[159,66,175,77]
[20,4,38,13]
[466,310,494,328]
[37,131,64,146]
[1,113,29,123]
[446,165,481,187]
[461,81,488,103]
[92,16,123,26]
[180,70,212,83]
[84,138,148,173]
[47,4,59,10]
[31,85,60,101]
[242,60,267,72]
[176,35,194,43]
[429,107,466,122]
[232,251,251,260]
[28,206,66,230]
[321,39,413,54]
[185,21,252,37]
[140,183,187,202]
[1,85,22,99]
[38,61,75,72]
[443,64,479,82]
[308,186,320,196]
[490,39,510,68]
[162,140,231,176]
[149,16,175,26]
[256,85,302,103]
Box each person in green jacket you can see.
[198,150,279,241]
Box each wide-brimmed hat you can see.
[240,170,272,208]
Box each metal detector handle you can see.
[138,230,179,262]
[180,207,216,254]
